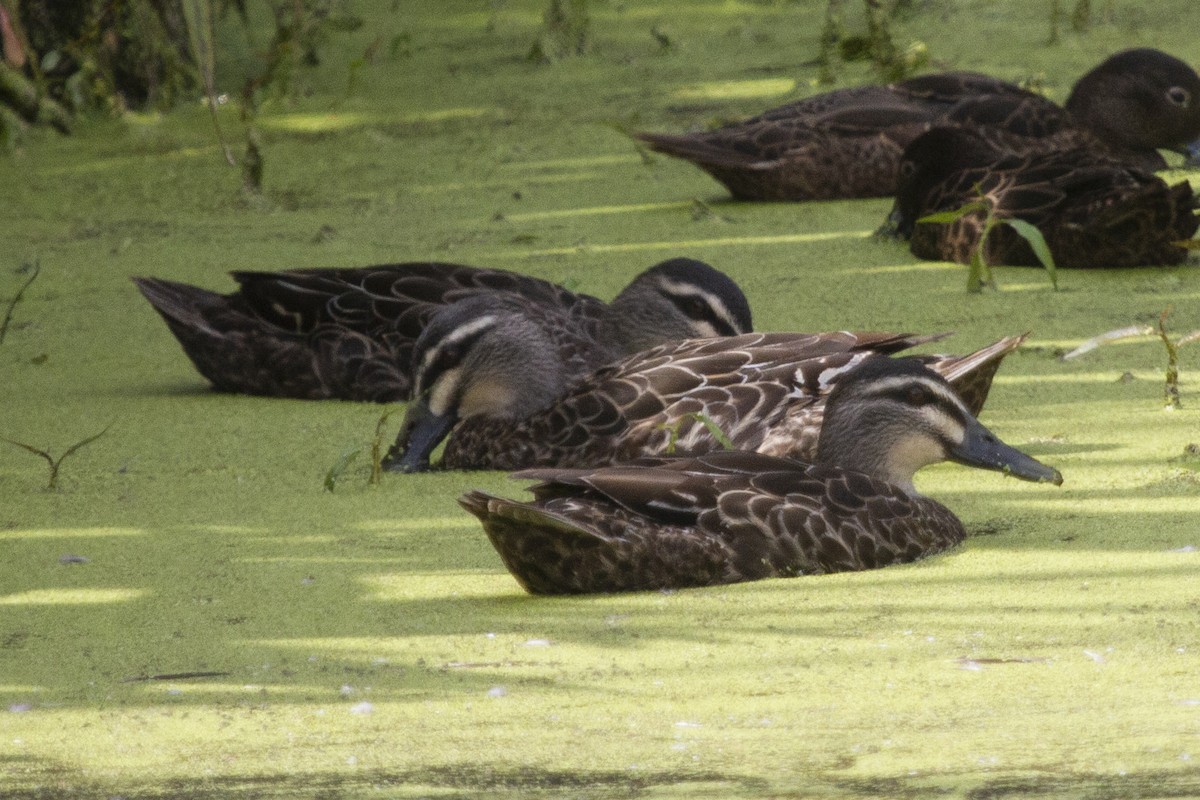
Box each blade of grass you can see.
[1003,218,1058,290]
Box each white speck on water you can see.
[485,632,496,639]
[958,660,984,672]
[1168,545,1197,552]
[166,689,182,696]
[340,685,355,696]
[349,702,373,715]
[1176,699,1200,706]
[674,721,701,728]
[671,743,688,751]
[1083,649,1107,664]
[487,686,507,698]
[301,576,316,585]
[8,703,32,713]
[346,756,358,766]
[1181,752,1193,762]
[523,638,551,647]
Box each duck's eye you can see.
[898,160,918,180]
[1166,86,1191,108]
[905,385,933,405]
[682,297,708,317]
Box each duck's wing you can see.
[132,276,412,400]
[229,262,602,339]
[443,332,940,470]
[471,451,964,593]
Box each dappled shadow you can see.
[0,754,765,799]
[2,492,1198,715]
[5,754,1200,799]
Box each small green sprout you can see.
[656,412,735,455]
[918,197,1058,293]
[324,447,360,492]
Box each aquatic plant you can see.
[918,197,1058,293]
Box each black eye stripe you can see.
[414,327,490,392]
[665,292,737,336]
[870,384,972,423]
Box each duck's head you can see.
[1066,48,1200,157]
[817,355,1062,495]
[885,126,1001,239]
[387,295,570,472]
[607,257,753,352]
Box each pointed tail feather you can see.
[132,277,229,338]
[634,131,774,172]
[923,334,1027,416]
[459,490,606,595]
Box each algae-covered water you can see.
[2,1,1200,797]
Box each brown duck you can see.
[459,356,1063,594]
[636,48,1200,201]
[133,258,752,402]
[389,295,1025,472]
[887,125,1200,268]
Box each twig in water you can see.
[1158,306,1182,410]
[1,260,40,345]
[2,422,113,490]
[1059,324,1154,361]
[370,408,402,486]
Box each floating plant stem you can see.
[1,260,40,345]
[2,422,112,490]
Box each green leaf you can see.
[1003,218,1058,290]
[325,448,361,492]
[687,412,735,450]
[917,200,989,225]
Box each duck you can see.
[886,125,1200,268]
[388,297,1026,472]
[458,355,1063,594]
[635,48,1200,201]
[132,257,752,402]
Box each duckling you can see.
[389,298,1025,472]
[887,126,1200,268]
[132,257,751,402]
[636,48,1200,201]
[459,356,1062,594]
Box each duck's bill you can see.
[950,417,1064,485]
[382,398,456,473]
[874,205,909,240]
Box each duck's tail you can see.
[634,131,770,171]
[132,277,230,338]
[920,333,1028,416]
[459,490,605,595]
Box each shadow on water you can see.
[5,754,1200,799]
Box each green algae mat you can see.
[2,2,1200,797]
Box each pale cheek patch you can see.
[427,367,462,416]
[458,378,518,419]
[919,405,965,446]
[887,436,947,478]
